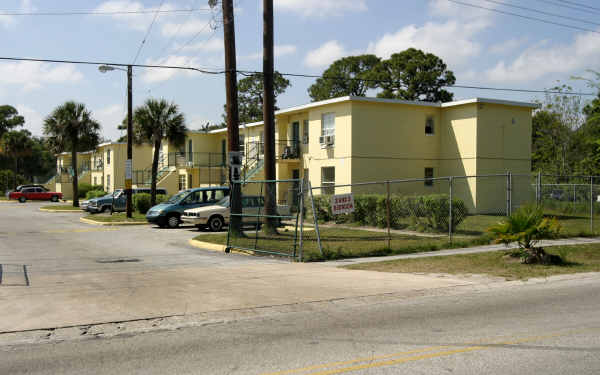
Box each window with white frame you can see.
[425,117,435,135]
[106,174,111,190]
[178,174,186,191]
[303,120,309,144]
[424,168,434,187]
[321,113,335,137]
[321,167,335,195]
[106,149,111,165]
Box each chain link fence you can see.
[219,173,600,261]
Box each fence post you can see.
[506,171,511,216]
[307,181,323,256]
[386,181,391,250]
[299,180,305,262]
[449,177,453,241]
[591,176,594,235]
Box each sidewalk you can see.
[323,237,600,266]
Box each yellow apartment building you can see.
[141,95,536,213]
[48,96,535,211]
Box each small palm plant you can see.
[488,205,561,264]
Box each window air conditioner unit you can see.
[186,161,193,167]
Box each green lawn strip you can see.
[41,205,82,211]
[84,212,147,223]
[196,227,493,261]
[345,243,600,280]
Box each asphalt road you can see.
[0,200,282,275]
[2,275,600,374]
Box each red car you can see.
[9,186,63,203]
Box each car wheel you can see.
[256,223,262,230]
[18,196,26,203]
[51,195,59,202]
[100,206,109,213]
[208,216,224,232]
[167,214,180,228]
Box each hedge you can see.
[78,183,104,199]
[133,193,169,214]
[306,194,467,233]
[85,190,107,199]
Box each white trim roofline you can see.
[205,95,539,134]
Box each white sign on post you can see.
[331,193,355,215]
[125,159,132,179]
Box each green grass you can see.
[0,196,7,201]
[196,227,493,261]
[84,212,147,223]
[41,205,82,211]
[345,243,600,280]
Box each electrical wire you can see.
[0,8,210,16]
[156,0,198,57]
[0,55,595,96]
[559,0,600,12]
[534,0,600,15]
[446,0,600,35]
[132,0,165,65]
[480,0,600,27]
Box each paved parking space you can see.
[0,201,282,275]
[0,202,479,333]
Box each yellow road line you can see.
[264,328,594,375]
[304,346,486,375]
[260,346,449,375]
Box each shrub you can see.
[78,183,104,199]
[85,190,106,199]
[305,193,467,233]
[133,193,168,214]
[0,169,26,193]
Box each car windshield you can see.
[167,191,188,204]
[112,190,123,197]
[216,196,229,207]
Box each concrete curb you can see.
[39,208,83,213]
[79,216,150,226]
[188,239,254,256]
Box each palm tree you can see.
[1,130,34,188]
[43,102,101,207]
[133,98,187,206]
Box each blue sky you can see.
[1,0,599,141]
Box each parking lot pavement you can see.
[0,202,479,333]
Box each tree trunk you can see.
[151,139,161,207]
[71,147,79,207]
[13,156,18,189]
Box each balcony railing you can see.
[245,140,300,162]
[166,152,227,168]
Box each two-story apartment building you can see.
[147,95,536,213]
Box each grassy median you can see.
[196,227,493,261]
[83,212,148,223]
[345,243,600,280]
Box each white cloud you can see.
[274,0,367,16]
[16,105,44,136]
[304,41,347,68]
[486,31,600,83]
[244,44,297,60]
[366,19,486,68]
[0,0,37,28]
[141,55,200,83]
[489,38,528,55]
[161,17,211,37]
[94,0,177,31]
[94,104,124,141]
[0,61,83,91]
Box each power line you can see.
[0,8,210,16]
[132,0,165,65]
[559,0,600,12]
[0,55,594,97]
[446,0,600,35]
[156,0,198,57]
[534,0,600,15]
[480,0,600,27]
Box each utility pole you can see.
[221,0,242,235]
[263,0,277,233]
[126,65,133,218]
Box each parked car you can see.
[9,186,62,203]
[86,188,168,213]
[146,186,230,228]
[182,195,270,231]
